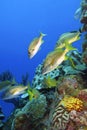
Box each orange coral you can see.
[59,95,84,112]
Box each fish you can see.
[0,79,16,92]
[74,7,81,20]
[2,85,28,100]
[55,31,81,49]
[21,82,40,100]
[28,32,46,58]
[43,76,57,88]
[27,88,40,100]
[42,45,76,75]
[42,50,60,70]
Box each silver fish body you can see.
[28,32,46,58]
[56,31,81,49]
[42,49,68,75]
[2,85,28,100]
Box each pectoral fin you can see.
[65,42,77,51]
[41,40,44,44]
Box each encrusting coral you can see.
[57,75,83,97]
[82,49,87,64]
[52,94,87,130]
[70,110,87,127]
[11,95,47,130]
[59,95,84,112]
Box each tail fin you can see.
[65,42,77,51]
[40,32,47,37]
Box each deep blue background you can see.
[0,0,82,120]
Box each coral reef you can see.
[2,50,87,130]
[51,93,87,130]
[32,63,60,90]
[82,49,87,64]
[57,75,84,96]
[11,95,47,130]
[2,1,87,129]
[70,110,87,127]
[59,95,84,112]
[52,105,70,130]
[80,0,87,24]
[82,36,87,52]
[82,33,87,65]
[32,50,86,90]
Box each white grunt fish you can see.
[2,85,28,100]
[56,31,81,49]
[42,45,76,75]
[28,32,46,58]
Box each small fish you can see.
[74,7,81,20]
[42,50,60,71]
[43,76,57,88]
[27,88,40,100]
[2,85,28,100]
[42,45,76,75]
[0,79,16,92]
[55,31,81,49]
[28,32,46,58]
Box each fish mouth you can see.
[29,55,33,59]
[42,67,47,75]
[42,70,47,75]
[42,66,51,75]
[28,51,33,59]
[29,54,34,59]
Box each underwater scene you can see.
[0,0,87,130]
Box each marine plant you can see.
[0,71,13,82]
[21,72,29,85]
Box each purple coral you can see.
[70,110,87,127]
[57,76,80,96]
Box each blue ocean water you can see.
[0,0,82,121]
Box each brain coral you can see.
[52,105,70,130]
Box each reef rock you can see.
[32,63,60,90]
[11,95,47,130]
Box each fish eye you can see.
[28,51,31,55]
[32,48,35,51]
